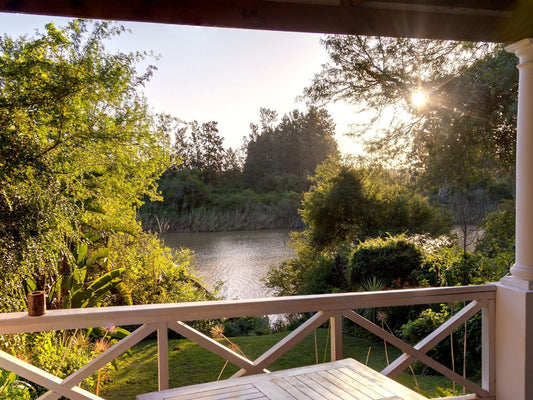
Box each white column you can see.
[493,38,533,400]
[506,38,533,284]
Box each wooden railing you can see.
[0,285,496,400]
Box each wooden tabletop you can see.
[136,358,427,400]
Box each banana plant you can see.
[47,242,132,309]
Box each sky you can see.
[0,12,360,153]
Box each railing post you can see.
[330,311,343,361]
[157,323,169,391]
[481,297,495,397]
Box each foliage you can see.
[171,119,241,184]
[301,161,452,250]
[476,199,515,257]
[222,317,272,337]
[0,330,102,395]
[0,20,172,310]
[142,187,302,232]
[400,304,482,376]
[0,369,33,399]
[415,49,518,191]
[265,257,304,297]
[415,246,508,287]
[305,36,517,232]
[347,235,423,290]
[147,168,211,214]
[243,107,339,192]
[304,36,492,159]
[107,231,215,304]
[32,331,95,383]
[35,242,132,309]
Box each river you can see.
[162,229,295,300]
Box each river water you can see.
[162,230,295,300]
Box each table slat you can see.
[137,359,427,400]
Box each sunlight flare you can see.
[411,88,428,108]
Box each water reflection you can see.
[162,229,295,300]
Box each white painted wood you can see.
[0,285,495,335]
[504,38,533,281]
[330,311,343,361]
[0,285,495,399]
[244,311,333,375]
[0,350,103,400]
[481,298,495,396]
[381,300,484,376]
[157,323,169,391]
[344,305,489,397]
[38,323,156,400]
[169,321,261,374]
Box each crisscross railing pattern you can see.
[0,285,495,400]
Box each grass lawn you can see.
[99,328,466,399]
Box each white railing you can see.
[0,285,496,400]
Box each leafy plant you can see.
[45,243,132,309]
[0,369,33,400]
[347,235,423,290]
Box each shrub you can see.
[347,236,423,290]
[223,317,272,337]
[107,232,215,305]
[0,369,33,399]
[400,304,482,376]
[416,246,498,287]
[476,199,515,257]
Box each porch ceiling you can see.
[0,0,531,43]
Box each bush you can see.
[400,304,482,376]
[107,232,215,305]
[415,246,502,287]
[299,254,350,295]
[301,163,453,251]
[223,317,272,337]
[476,199,515,257]
[347,236,423,290]
[0,369,33,399]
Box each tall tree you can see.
[243,107,339,191]
[305,36,517,230]
[0,20,171,309]
[304,35,494,163]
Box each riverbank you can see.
[141,204,302,233]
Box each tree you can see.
[185,121,227,183]
[305,36,517,240]
[305,36,489,153]
[0,20,172,310]
[301,161,452,251]
[243,107,339,191]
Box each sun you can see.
[411,88,428,108]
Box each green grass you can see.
[99,329,468,399]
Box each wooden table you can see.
[136,358,427,400]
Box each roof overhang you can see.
[0,0,532,43]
